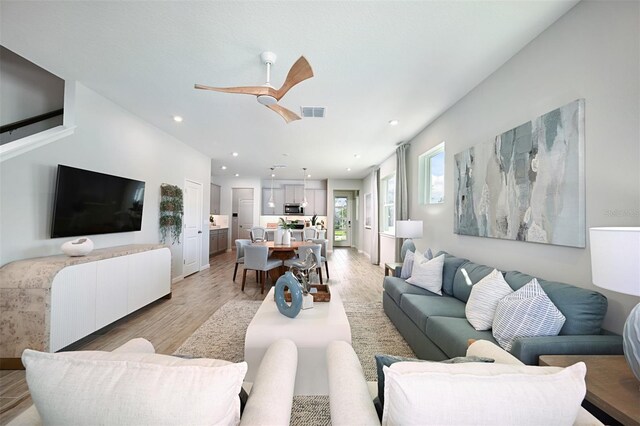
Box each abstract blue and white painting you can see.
[454,99,585,247]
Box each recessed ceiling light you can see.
[220,166,227,170]
[307,174,311,178]
[346,168,351,172]
[234,173,240,177]
[282,153,289,157]
[232,152,239,157]
[271,173,276,177]
[388,119,399,126]
[354,154,360,159]
[173,115,183,122]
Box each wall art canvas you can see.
[454,99,585,247]
[364,193,372,229]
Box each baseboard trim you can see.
[172,275,184,284]
[199,263,210,271]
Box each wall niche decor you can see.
[454,99,585,248]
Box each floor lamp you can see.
[590,227,640,382]
[395,220,423,261]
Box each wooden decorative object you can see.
[285,284,331,302]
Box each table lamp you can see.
[589,227,640,382]
[395,220,423,261]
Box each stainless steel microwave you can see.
[284,203,304,215]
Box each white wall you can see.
[407,0,639,333]
[0,83,211,279]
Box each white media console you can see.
[0,244,171,368]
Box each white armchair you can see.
[327,340,602,426]
[8,338,297,426]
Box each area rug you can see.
[174,299,415,426]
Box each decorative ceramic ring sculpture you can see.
[275,271,303,318]
[61,237,94,257]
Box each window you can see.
[381,173,396,233]
[419,142,445,204]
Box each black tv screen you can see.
[51,165,145,238]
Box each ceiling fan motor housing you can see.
[257,94,278,105]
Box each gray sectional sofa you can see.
[383,251,624,365]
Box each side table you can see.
[384,262,403,277]
[539,355,639,426]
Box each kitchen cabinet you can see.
[210,184,221,214]
[261,188,284,215]
[209,228,228,256]
[305,189,327,216]
[284,185,304,204]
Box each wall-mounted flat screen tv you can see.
[51,165,145,238]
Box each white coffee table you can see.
[244,286,351,395]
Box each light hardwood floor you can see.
[0,247,384,424]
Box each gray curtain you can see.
[395,143,410,261]
[370,168,380,265]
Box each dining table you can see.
[251,240,314,279]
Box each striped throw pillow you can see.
[492,279,566,351]
[465,269,514,331]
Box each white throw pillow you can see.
[382,361,586,426]
[492,278,566,351]
[23,349,247,426]
[400,250,415,279]
[406,253,445,295]
[465,269,514,331]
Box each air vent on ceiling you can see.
[300,106,326,118]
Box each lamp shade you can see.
[396,220,423,239]
[589,227,640,297]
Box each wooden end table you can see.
[384,262,403,277]
[539,355,640,426]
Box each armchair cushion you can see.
[382,360,587,426]
[22,349,247,426]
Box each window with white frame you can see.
[381,173,396,233]
[419,142,445,204]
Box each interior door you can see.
[183,179,203,277]
[238,198,253,239]
[334,195,352,247]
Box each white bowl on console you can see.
[61,237,94,256]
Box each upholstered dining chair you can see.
[302,227,317,241]
[312,238,330,280]
[250,226,267,242]
[233,239,252,282]
[242,245,282,294]
[284,244,324,284]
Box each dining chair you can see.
[284,244,324,284]
[233,239,252,282]
[250,226,267,242]
[302,227,317,241]
[242,245,282,294]
[312,238,330,280]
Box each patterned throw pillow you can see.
[492,279,566,351]
[400,250,415,279]
[465,269,514,331]
[406,253,445,295]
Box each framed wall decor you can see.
[364,193,372,229]
[453,99,585,248]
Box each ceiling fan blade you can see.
[194,84,274,96]
[275,56,314,100]
[266,104,301,123]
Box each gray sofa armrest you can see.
[241,339,297,426]
[510,334,624,365]
[327,341,380,426]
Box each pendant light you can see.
[301,167,308,208]
[268,168,275,208]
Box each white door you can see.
[183,179,203,277]
[238,197,254,240]
[334,194,352,247]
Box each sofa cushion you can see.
[452,261,495,303]
[400,294,466,331]
[406,253,445,295]
[382,361,587,426]
[383,276,439,305]
[504,271,607,335]
[492,279,566,351]
[435,251,468,296]
[425,316,497,358]
[22,349,247,426]
[465,269,514,331]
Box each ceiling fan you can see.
[195,51,313,123]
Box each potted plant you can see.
[311,214,318,227]
[279,217,293,245]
